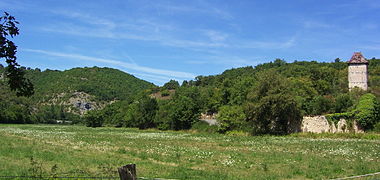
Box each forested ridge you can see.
[25,66,155,102]
[1,59,380,134]
[0,66,155,124]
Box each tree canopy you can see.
[2,54,380,134]
[0,12,33,96]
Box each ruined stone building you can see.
[348,52,368,91]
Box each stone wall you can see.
[200,113,218,125]
[301,116,363,133]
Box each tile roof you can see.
[348,52,368,64]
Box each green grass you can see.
[0,124,379,180]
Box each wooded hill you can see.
[26,66,155,102]
[83,58,380,134]
[0,66,155,123]
[1,59,380,134]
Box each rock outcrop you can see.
[301,116,363,133]
[68,92,103,115]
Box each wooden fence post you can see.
[118,164,137,180]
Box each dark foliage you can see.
[0,12,33,96]
[244,70,302,135]
[162,79,180,90]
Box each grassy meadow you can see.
[0,124,379,180]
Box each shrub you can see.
[325,112,354,126]
[308,95,334,115]
[334,93,353,113]
[226,130,249,136]
[373,122,380,133]
[191,121,218,133]
[216,105,246,133]
[84,110,104,127]
[161,90,170,97]
[355,93,380,130]
[162,80,180,90]
[124,94,158,129]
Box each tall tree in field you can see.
[0,12,33,96]
[245,70,302,135]
[124,93,158,129]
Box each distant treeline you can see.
[1,59,380,134]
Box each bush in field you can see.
[191,121,218,133]
[168,95,200,130]
[154,100,174,130]
[34,105,80,124]
[124,94,158,129]
[373,122,380,133]
[100,101,130,127]
[84,110,104,127]
[0,103,32,124]
[216,105,246,133]
[155,88,201,130]
[354,93,380,130]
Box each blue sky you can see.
[1,0,380,85]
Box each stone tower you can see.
[348,52,368,91]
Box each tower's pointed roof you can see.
[348,52,368,64]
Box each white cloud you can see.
[41,24,159,41]
[40,10,230,49]
[162,39,227,48]
[239,37,296,49]
[22,48,196,79]
[51,11,116,29]
[153,3,233,20]
[39,8,298,51]
[185,55,264,67]
[304,21,333,29]
[200,29,229,42]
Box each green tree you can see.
[308,95,334,115]
[216,105,246,133]
[163,79,180,90]
[154,100,175,130]
[170,95,200,130]
[0,12,33,96]
[273,59,287,66]
[101,101,129,127]
[200,87,223,113]
[0,103,31,123]
[124,103,139,127]
[245,70,302,135]
[334,94,353,113]
[84,110,104,127]
[124,94,158,129]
